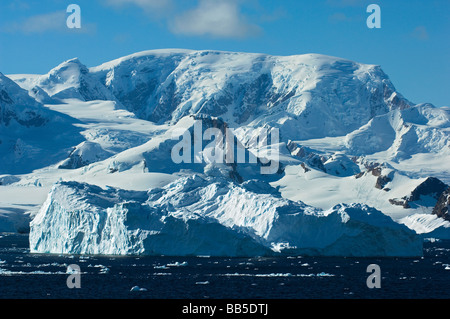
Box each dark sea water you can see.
[0,233,449,300]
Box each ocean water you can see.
[0,233,449,299]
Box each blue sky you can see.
[0,0,448,107]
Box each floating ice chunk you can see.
[316,272,334,277]
[99,267,110,274]
[66,264,80,274]
[154,265,169,269]
[130,286,147,292]
[255,273,293,277]
[166,261,188,267]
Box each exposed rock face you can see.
[375,175,392,190]
[389,198,411,209]
[409,177,448,202]
[362,162,394,191]
[433,187,450,221]
[286,140,327,172]
[390,177,449,210]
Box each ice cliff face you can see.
[29,176,422,257]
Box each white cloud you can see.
[169,0,261,39]
[1,11,66,34]
[1,10,96,35]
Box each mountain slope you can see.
[0,72,48,128]
[89,50,413,140]
[0,72,84,174]
[345,103,450,160]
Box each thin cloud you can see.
[329,12,352,23]
[113,32,132,44]
[328,12,363,23]
[105,0,172,9]
[0,11,96,35]
[104,0,174,17]
[1,11,66,34]
[169,0,261,39]
[326,0,366,7]
[411,26,429,41]
[8,0,31,10]
[259,7,287,23]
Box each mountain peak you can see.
[87,49,413,138]
[20,57,116,102]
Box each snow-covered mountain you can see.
[88,50,413,139]
[1,72,48,128]
[0,72,84,174]
[10,58,117,102]
[1,49,449,256]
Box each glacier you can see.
[29,175,422,257]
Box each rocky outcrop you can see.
[286,141,327,172]
[409,177,447,202]
[354,161,394,191]
[390,177,448,210]
[433,187,450,221]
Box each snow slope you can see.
[345,103,450,160]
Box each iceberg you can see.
[29,175,422,257]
